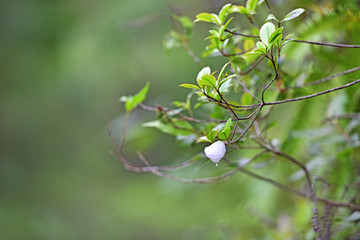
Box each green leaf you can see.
[230,56,247,66]
[218,132,228,140]
[219,75,235,89]
[207,130,218,142]
[268,27,283,47]
[223,118,232,137]
[282,8,305,22]
[195,13,220,25]
[120,82,150,112]
[256,41,266,49]
[179,83,200,90]
[231,6,250,16]
[217,118,232,140]
[218,18,233,39]
[171,15,193,36]
[219,3,232,24]
[194,91,206,98]
[198,75,217,88]
[197,66,211,81]
[257,0,265,6]
[249,49,266,55]
[218,62,231,83]
[266,14,278,22]
[282,34,294,46]
[259,22,275,46]
[142,120,194,136]
[196,136,212,143]
[246,0,258,12]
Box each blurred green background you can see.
[1,0,360,239]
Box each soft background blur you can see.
[1,0,360,239]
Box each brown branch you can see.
[255,139,322,236]
[264,0,272,14]
[224,29,258,38]
[229,105,263,143]
[238,168,360,211]
[291,39,360,48]
[108,118,360,212]
[265,79,360,106]
[220,47,255,57]
[290,66,360,89]
[229,64,261,103]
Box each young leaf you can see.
[120,82,150,112]
[197,66,211,81]
[196,136,212,143]
[231,6,250,16]
[266,14,278,22]
[218,131,228,140]
[246,0,258,12]
[282,8,305,22]
[218,62,231,83]
[219,75,235,89]
[256,41,267,49]
[198,75,217,88]
[268,27,283,47]
[249,49,266,55]
[219,3,232,24]
[207,130,218,142]
[259,22,275,46]
[195,13,219,24]
[179,84,200,90]
[171,15,193,36]
[218,18,233,39]
[142,120,194,136]
[223,118,232,137]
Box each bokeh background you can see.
[1,0,360,239]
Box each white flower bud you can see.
[204,141,226,166]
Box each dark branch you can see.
[292,39,360,48]
[265,79,360,106]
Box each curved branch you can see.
[290,66,360,89]
[292,39,360,48]
[265,79,360,106]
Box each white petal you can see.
[204,141,226,165]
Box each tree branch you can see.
[265,79,360,106]
[292,39,360,48]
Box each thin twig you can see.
[238,168,360,211]
[224,29,258,38]
[292,39,360,48]
[230,105,263,143]
[291,66,360,89]
[229,64,261,103]
[264,0,272,14]
[265,79,360,106]
[255,139,322,236]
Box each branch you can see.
[292,39,360,48]
[265,79,360,106]
[224,29,258,38]
[239,168,360,211]
[108,117,360,212]
[255,139,322,236]
[290,66,360,89]
[229,64,261,103]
